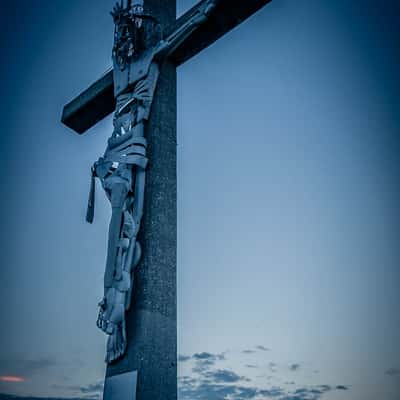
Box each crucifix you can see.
[61,0,272,399]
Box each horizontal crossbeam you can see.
[61,0,272,134]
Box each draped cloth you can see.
[86,132,148,224]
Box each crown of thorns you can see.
[112,2,160,24]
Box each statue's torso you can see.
[113,47,156,97]
[114,60,160,127]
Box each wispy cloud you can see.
[269,362,277,372]
[192,352,226,373]
[193,352,225,362]
[203,369,243,383]
[289,363,301,371]
[179,381,259,400]
[0,376,25,383]
[0,358,55,379]
[50,380,103,400]
[178,354,191,362]
[258,387,285,397]
[79,381,103,395]
[255,345,270,352]
[292,385,332,398]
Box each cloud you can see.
[255,345,270,352]
[317,385,331,392]
[0,376,25,383]
[385,367,400,376]
[192,364,210,374]
[203,369,242,383]
[179,348,350,400]
[178,354,191,362]
[79,381,103,395]
[179,376,197,386]
[258,387,285,397]
[50,380,103,400]
[192,352,226,373]
[179,380,347,400]
[234,386,258,399]
[293,385,331,396]
[289,363,300,371]
[269,362,278,372]
[0,358,56,379]
[179,381,259,400]
[49,380,104,400]
[0,378,350,400]
[193,352,225,361]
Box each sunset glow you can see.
[0,375,25,382]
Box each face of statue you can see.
[111,2,161,71]
[131,4,144,28]
[112,4,145,70]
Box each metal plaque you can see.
[103,370,138,400]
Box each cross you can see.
[61,1,271,399]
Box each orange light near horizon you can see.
[0,376,25,382]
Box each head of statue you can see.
[130,4,144,28]
[111,1,162,70]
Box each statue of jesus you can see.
[86,0,217,364]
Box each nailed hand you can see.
[111,1,128,22]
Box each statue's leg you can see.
[102,166,146,363]
[125,166,146,310]
[97,176,130,334]
[104,182,129,287]
[100,206,133,362]
[103,220,136,361]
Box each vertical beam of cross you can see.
[104,1,177,399]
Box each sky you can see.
[0,0,399,399]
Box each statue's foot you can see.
[105,320,127,363]
[97,287,119,333]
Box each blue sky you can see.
[0,1,399,399]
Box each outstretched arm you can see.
[154,0,219,60]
